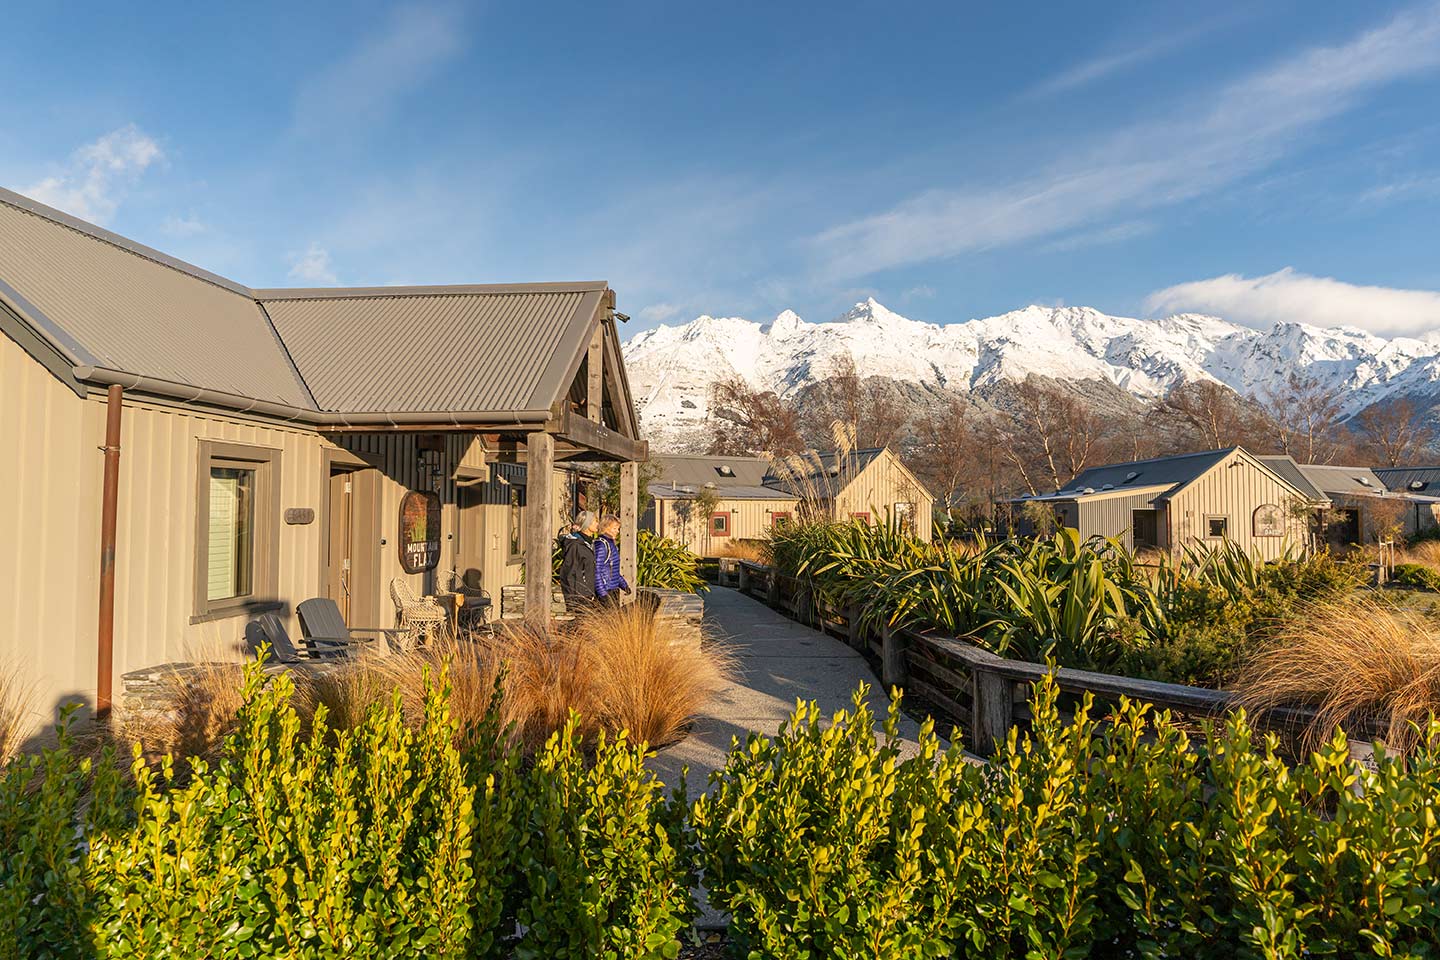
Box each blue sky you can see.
[3,1,1440,336]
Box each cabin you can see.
[645,455,800,556]
[1010,448,1320,559]
[1276,461,1440,544]
[645,447,935,556]
[0,186,646,728]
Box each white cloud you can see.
[1041,220,1154,253]
[638,302,683,324]
[1145,268,1440,336]
[287,243,339,284]
[161,214,207,237]
[25,124,164,224]
[902,284,936,301]
[293,2,467,138]
[812,3,1440,280]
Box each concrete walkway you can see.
[649,586,926,791]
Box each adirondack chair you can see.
[297,598,406,658]
[244,612,309,663]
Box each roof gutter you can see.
[71,364,552,428]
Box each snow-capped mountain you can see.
[622,298,1440,451]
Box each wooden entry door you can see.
[456,486,488,596]
[327,469,356,621]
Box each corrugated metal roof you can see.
[260,287,603,413]
[1293,463,1437,500]
[0,186,620,421]
[654,455,774,488]
[0,191,313,407]
[763,447,888,497]
[650,482,798,502]
[1374,466,1440,493]
[1062,448,1235,496]
[1255,455,1329,502]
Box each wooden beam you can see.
[525,432,555,621]
[620,460,639,602]
[587,325,604,422]
[551,409,648,463]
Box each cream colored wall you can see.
[832,451,934,541]
[1167,453,1311,560]
[654,496,796,557]
[1,330,331,730]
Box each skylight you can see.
[716,465,735,477]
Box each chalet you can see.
[1275,461,1440,544]
[646,447,934,555]
[1011,448,1320,559]
[0,186,646,725]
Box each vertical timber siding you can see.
[652,496,797,557]
[1167,452,1310,560]
[833,450,934,540]
[1076,491,1168,551]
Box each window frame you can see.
[710,511,731,537]
[849,511,871,523]
[770,511,792,530]
[192,440,282,623]
[1204,514,1229,540]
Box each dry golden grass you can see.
[118,657,247,765]
[1234,598,1440,754]
[1,664,35,766]
[570,601,735,749]
[1400,539,1440,569]
[719,539,767,563]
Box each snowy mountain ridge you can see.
[622,298,1440,452]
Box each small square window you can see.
[1206,515,1229,539]
[711,512,730,536]
[771,512,792,529]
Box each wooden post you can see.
[737,562,749,594]
[620,460,638,602]
[846,605,860,651]
[973,669,1014,756]
[766,570,781,608]
[587,326,604,422]
[881,621,906,689]
[96,383,124,721]
[525,432,555,620]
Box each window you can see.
[716,465,736,478]
[893,501,915,534]
[771,511,792,529]
[1205,515,1229,539]
[194,441,280,621]
[850,512,871,523]
[507,486,524,562]
[710,512,731,537]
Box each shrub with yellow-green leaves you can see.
[516,715,694,960]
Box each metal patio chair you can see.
[440,567,493,633]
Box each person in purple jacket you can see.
[595,514,632,605]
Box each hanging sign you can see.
[399,490,442,573]
[1253,503,1285,537]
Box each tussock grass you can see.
[1234,598,1440,754]
[1400,539,1440,569]
[573,600,734,749]
[718,539,767,563]
[1,664,35,766]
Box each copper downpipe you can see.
[96,383,123,721]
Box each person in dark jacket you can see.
[595,514,632,605]
[558,511,599,611]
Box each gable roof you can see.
[1255,455,1329,502]
[1293,463,1440,502]
[649,483,798,502]
[1062,448,1236,499]
[654,454,775,489]
[1374,466,1440,494]
[763,447,890,498]
[0,186,625,427]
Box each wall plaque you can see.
[284,507,315,525]
[399,490,442,573]
[1253,503,1285,537]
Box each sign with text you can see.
[399,490,442,573]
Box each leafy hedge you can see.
[5,664,1438,958]
[1394,562,1440,592]
[767,522,1365,687]
[636,530,707,593]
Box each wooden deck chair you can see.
[245,612,308,663]
[297,598,405,658]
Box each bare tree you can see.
[911,396,977,511]
[1260,372,1346,464]
[799,353,907,450]
[1351,397,1437,467]
[1153,380,1265,451]
[987,379,1112,494]
[707,376,803,456]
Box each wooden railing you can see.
[734,561,1378,759]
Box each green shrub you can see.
[692,688,980,959]
[516,716,693,959]
[637,530,707,593]
[1394,562,1440,592]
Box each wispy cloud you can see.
[287,243,339,284]
[811,3,1440,281]
[1358,172,1440,204]
[1146,267,1440,337]
[24,124,164,224]
[1027,17,1232,98]
[901,284,936,301]
[161,213,207,237]
[1040,220,1154,253]
[638,302,683,324]
[292,2,468,138]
